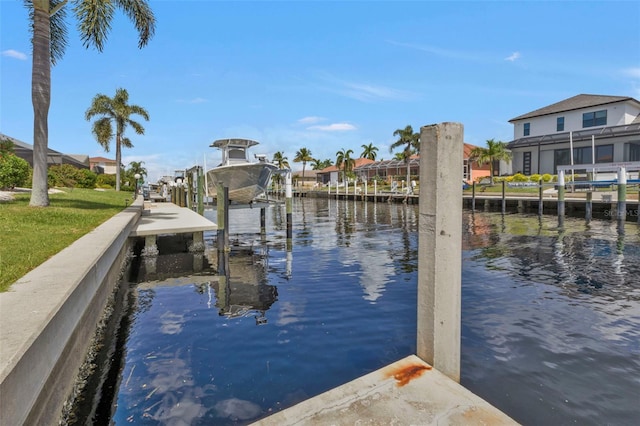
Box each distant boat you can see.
[206,138,278,204]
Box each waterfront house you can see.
[506,94,640,175]
[89,156,119,174]
[352,143,491,184]
[0,132,89,169]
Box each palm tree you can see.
[125,161,147,190]
[293,147,313,184]
[86,88,150,191]
[360,142,378,161]
[272,151,289,186]
[390,125,420,190]
[469,139,512,185]
[26,0,155,206]
[335,148,355,183]
[311,158,332,170]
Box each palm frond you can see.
[115,0,156,48]
[93,117,113,150]
[73,0,115,51]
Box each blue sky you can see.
[2,0,639,182]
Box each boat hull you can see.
[206,162,277,204]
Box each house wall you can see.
[511,101,640,139]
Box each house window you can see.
[628,142,640,161]
[523,152,532,175]
[595,144,613,163]
[573,146,592,165]
[554,149,570,172]
[557,117,564,132]
[463,159,470,181]
[582,110,607,128]
[523,122,530,136]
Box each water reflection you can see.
[81,201,640,426]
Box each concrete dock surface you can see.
[130,201,217,237]
[253,355,518,425]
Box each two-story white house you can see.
[506,94,640,175]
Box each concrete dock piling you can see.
[417,122,463,382]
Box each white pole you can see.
[203,154,209,197]
[591,135,596,178]
[569,131,575,183]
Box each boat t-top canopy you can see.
[210,138,262,166]
[210,138,260,149]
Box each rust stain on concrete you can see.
[383,362,432,387]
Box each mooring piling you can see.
[417,122,462,382]
[285,170,293,241]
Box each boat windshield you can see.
[228,148,246,160]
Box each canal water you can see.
[78,198,640,425]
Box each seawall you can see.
[0,198,143,425]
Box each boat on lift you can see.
[206,138,278,204]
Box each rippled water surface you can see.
[101,198,639,425]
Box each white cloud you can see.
[505,52,521,62]
[2,49,28,60]
[297,116,324,124]
[342,82,411,102]
[622,67,640,79]
[307,123,357,131]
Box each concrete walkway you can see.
[253,355,518,425]
[130,202,217,237]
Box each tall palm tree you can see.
[335,148,354,183]
[86,88,150,191]
[272,151,289,185]
[360,142,378,161]
[390,125,420,190]
[26,0,155,206]
[469,139,512,185]
[293,147,313,183]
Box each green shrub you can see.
[530,173,542,182]
[511,173,529,182]
[76,169,97,189]
[0,154,30,189]
[96,173,116,188]
[542,173,553,182]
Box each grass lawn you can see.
[0,188,132,292]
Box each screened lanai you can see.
[354,156,420,183]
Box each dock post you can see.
[557,170,566,223]
[197,168,204,215]
[286,170,293,241]
[586,192,593,222]
[617,166,627,223]
[374,180,377,202]
[501,180,506,214]
[417,122,462,382]
[260,207,266,234]
[538,178,543,216]
[471,182,476,212]
[216,183,229,268]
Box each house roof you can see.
[509,94,640,122]
[90,156,117,163]
[0,132,89,169]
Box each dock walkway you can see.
[130,202,217,249]
[253,355,517,425]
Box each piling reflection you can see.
[208,248,278,324]
[463,212,640,300]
